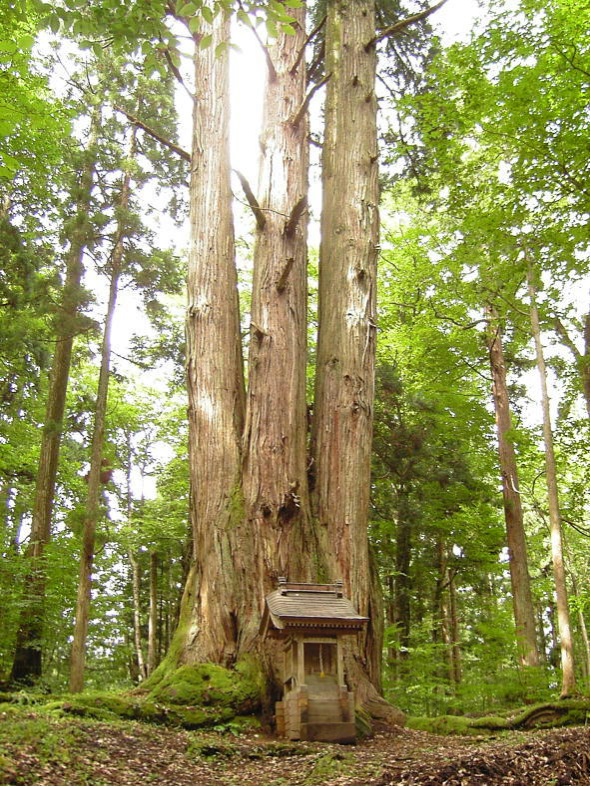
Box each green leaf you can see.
[177,1,197,14]
[16,34,35,51]
[0,39,17,53]
[236,8,250,26]
[0,118,18,135]
[188,16,202,33]
[199,33,212,49]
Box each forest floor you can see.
[0,709,588,786]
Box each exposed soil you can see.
[0,714,588,786]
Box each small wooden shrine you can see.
[260,578,368,743]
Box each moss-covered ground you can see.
[0,659,265,732]
[0,703,588,785]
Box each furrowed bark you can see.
[240,2,320,660]
[173,10,246,667]
[312,0,390,712]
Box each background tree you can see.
[378,0,588,704]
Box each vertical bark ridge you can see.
[180,11,246,666]
[312,0,382,690]
[241,3,318,654]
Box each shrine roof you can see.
[260,580,368,636]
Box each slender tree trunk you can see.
[553,312,590,415]
[69,266,120,692]
[147,550,158,675]
[526,262,576,697]
[168,10,246,669]
[10,115,98,684]
[129,550,147,681]
[240,2,318,659]
[69,130,134,693]
[447,568,462,686]
[124,429,147,681]
[485,303,540,668]
[394,495,412,659]
[385,573,397,667]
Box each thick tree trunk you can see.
[151,3,404,725]
[312,0,389,713]
[10,117,98,684]
[527,263,576,697]
[485,303,540,668]
[69,129,134,692]
[240,3,318,658]
[170,11,246,668]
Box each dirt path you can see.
[0,713,588,786]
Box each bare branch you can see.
[113,105,191,162]
[276,257,295,292]
[233,169,266,230]
[284,195,308,237]
[366,0,449,50]
[161,41,195,103]
[290,73,331,127]
[237,0,277,80]
[291,14,326,75]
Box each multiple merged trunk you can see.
[175,0,388,710]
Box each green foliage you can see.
[375,0,589,716]
[0,6,70,194]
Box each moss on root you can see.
[0,660,264,731]
[407,699,590,736]
[407,714,507,736]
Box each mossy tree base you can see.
[0,660,265,731]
